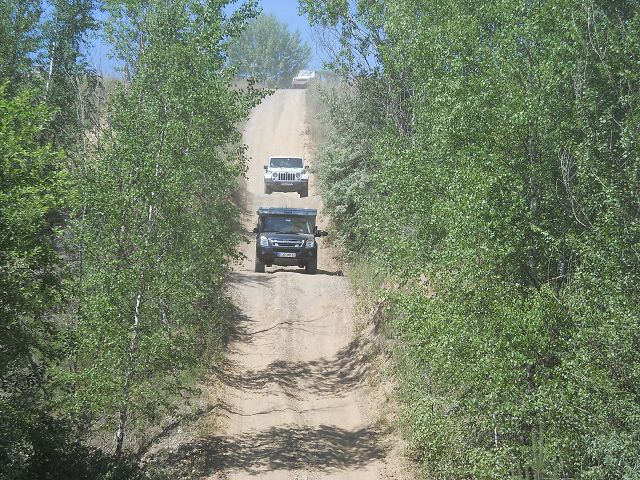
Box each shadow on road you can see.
[147,423,387,476]
[227,271,277,286]
[213,337,371,400]
[267,267,344,276]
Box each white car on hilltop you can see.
[263,156,309,198]
[291,70,316,89]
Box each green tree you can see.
[303,0,640,477]
[60,0,263,456]
[227,12,311,87]
[41,0,97,148]
[0,1,41,90]
[0,84,68,479]
[0,2,106,475]
[1,0,263,473]
[0,0,97,145]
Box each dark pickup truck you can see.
[252,207,328,274]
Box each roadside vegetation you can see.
[302,1,640,478]
[1,1,264,478]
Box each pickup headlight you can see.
[260,235,269,247]
[305,238,315,248]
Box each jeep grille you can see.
[277,172,296,181]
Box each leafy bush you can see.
[303,0,640,477]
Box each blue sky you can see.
[85,0,322,76]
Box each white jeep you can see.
[263,156,309,198]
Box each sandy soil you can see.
[144,89,414,479]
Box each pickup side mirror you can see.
[263,165,268,170]
[252,227,258,234]
[314,229,328,237]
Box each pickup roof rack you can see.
[257,207,317,216]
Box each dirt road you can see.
[215,89,390,479]
[144,89,406,478]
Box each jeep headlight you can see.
[272,172,278,180]
[305,238,315,248]
[296,172,301,179]
[260,235,269,247]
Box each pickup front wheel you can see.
[305,259,317,275]
[254,257,265,273]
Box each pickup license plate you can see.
[276,252,296,258]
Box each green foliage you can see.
[0,84,70,478]
[1,411,145,480]
[227,12,311,87]
[0,1,42,89]
[298,0,385,76]
[41,0,97,148]
[1,0,262,470]
[304,0,640,477]
[0,0,97,146]
[60,0,263,455]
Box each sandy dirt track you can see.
[213,89,391,479]
[143,89,411,479]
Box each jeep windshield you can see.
[270,157,303,169]
[263,216,312,234]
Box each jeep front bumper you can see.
[264,178,308,192]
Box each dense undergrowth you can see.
[303,1,640,478]
[1,1,263,478]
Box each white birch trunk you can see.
[114,122,164,457]
[45,41,56,96]
[114,290,142,457]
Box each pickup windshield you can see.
[270,157,303,169]
[263,216,312,234]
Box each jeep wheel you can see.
[305,259,317,275]
[299,187,308,198]
[254,257,265,273]
[264,185,272,195]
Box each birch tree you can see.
[62,0,262,455]
[41,0,96,148]
[0,1,42,90]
